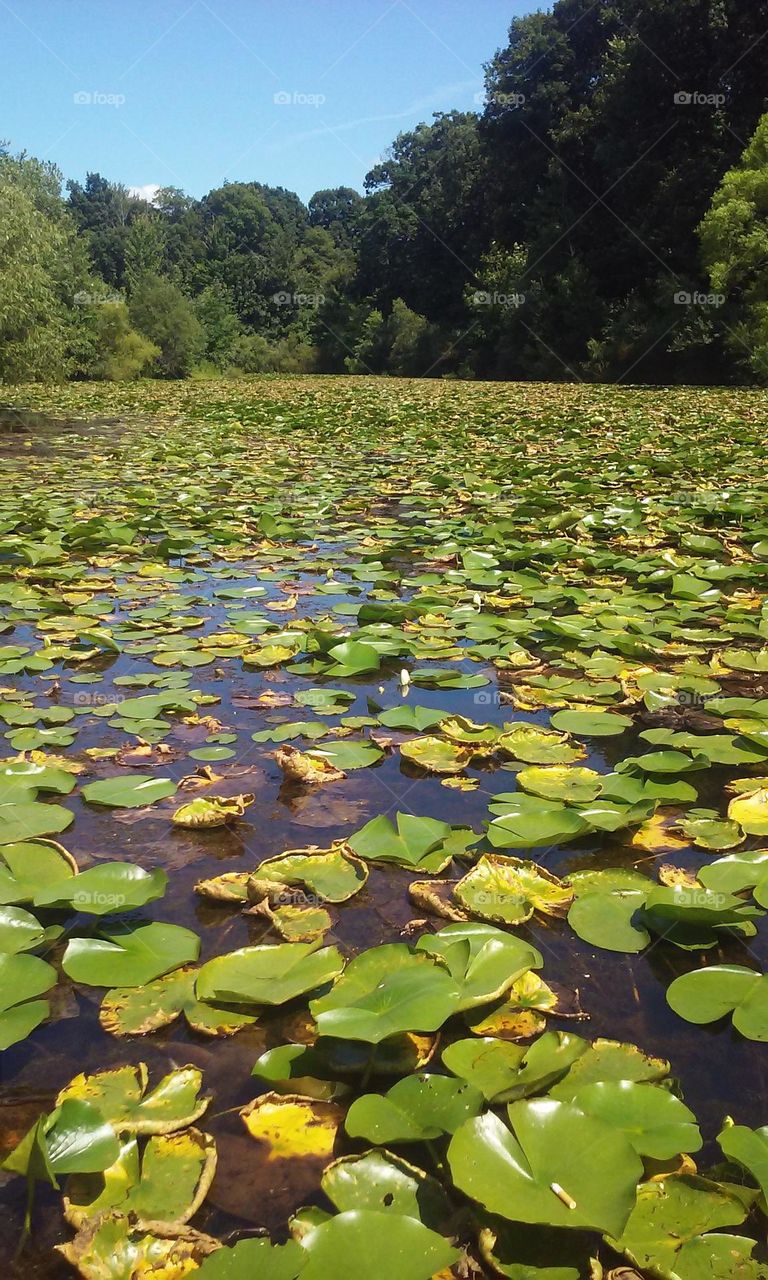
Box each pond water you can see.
[1,379,768,1277]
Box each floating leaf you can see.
[172,793,254,827]
[81,774,177,808]
[448,1100,642,1235]
[667,965,768,1040]
[197,942,344,1006]
[345,1074,484,1143]
[99,966,258,1037]
[62,921,200,987]
[0,950,56,1048]
[34,863,167,915]
[57,1064,209,1134]
[241,1092,343,1161]
[310,944,461,1043]
[454,855,572,925]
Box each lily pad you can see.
[667,965,768,1040]
[448,1100,642,1236]
[196,942,344,1006]
[62,921,200,987]
[81,774,177,808]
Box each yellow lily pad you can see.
[240,1092,344,1161]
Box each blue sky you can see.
[1,0,535,204]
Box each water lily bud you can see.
[399,669,411,688]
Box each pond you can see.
[1,377,768,1278]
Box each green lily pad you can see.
[0,838,77,904]
[99,966,258,1037]
[454,855,572,925]
[0,950,57,1048]
[498,724,585,765]
[299,1209,458,1280]
[196,942,344,1006]
[64,1127,217,1229]
[448,1100,642,1235]
[253,846,368,902]
[516,766,602,803]
[607,1175,753,1277]
[399,735,473,774]
[567,1080,701,1158]
[34,863,167,915]
[345,1074,484,1144]
[549,710,633,737]
[0,799,74,843]
[667,965,768,1039]
[62,921,200,987]
[310,944,461,1043]
[415,922,543,1008]
[81,774,177,808]
[322,1149,452,1226]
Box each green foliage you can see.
[0,156,69,382]
[129,275,205,377]
[700,112,768,380]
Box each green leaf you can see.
[34,863,167,915]
[81,774,177,808]
[448,1101,642,1236]
[416,922,543,1008]
[56,1063,209,1134]
[667,965,768,1040]
[0,950,56,1048]
[549,710,633,737]
[345,1074,484,1143]
[298,1209,459,1280]
[309,944,461,1043]
[62,921,200,987]
[567,1081,701,1158]
[0,799,74,843]
[454,855,572,925]
[0,838,77,904]
[607,1175,752,1277]
[196,942,344,1006]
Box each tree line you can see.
[3,0,768,385]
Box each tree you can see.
[89,302,159,380]
[66,173,147,287]
[194,283,241,369]
[129,276,204,377]
[308,187,363,244]
[0,180,67,381]
[700,112,768,380]
[357,113,487,323]
[124,214,166,294]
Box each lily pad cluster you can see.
[6,379,768,1275]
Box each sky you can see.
[1,0,536,204]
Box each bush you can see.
[129,275,204,377]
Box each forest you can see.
[4,0,768,386]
